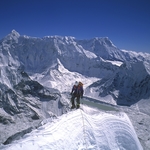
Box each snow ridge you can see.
[0,107,143,150]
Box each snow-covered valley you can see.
[0,30,150,149]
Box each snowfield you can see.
[0,105,143,150]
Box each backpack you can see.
[78,82,83,87]
[78,82,84,96]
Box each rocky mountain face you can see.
[0,30,150,145]
[86,61,150,106]
[0,67,62,144]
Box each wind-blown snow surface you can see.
[0,106,143,150]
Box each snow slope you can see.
[0,106,143,150]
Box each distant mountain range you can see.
[0,30,150,145]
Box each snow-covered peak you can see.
[8,30,20,40]
[93,37,116,47]
[76,37,126,61]
[3,30,20,43]
[11,29,20,37]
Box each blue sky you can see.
[0,0,150,53]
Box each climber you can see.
[70,81,84,109]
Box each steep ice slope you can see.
[1,30,149,82]
[30,59,100,92]
[0,106,143,150]
[6,32,120,78]
[76,37,127,61]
